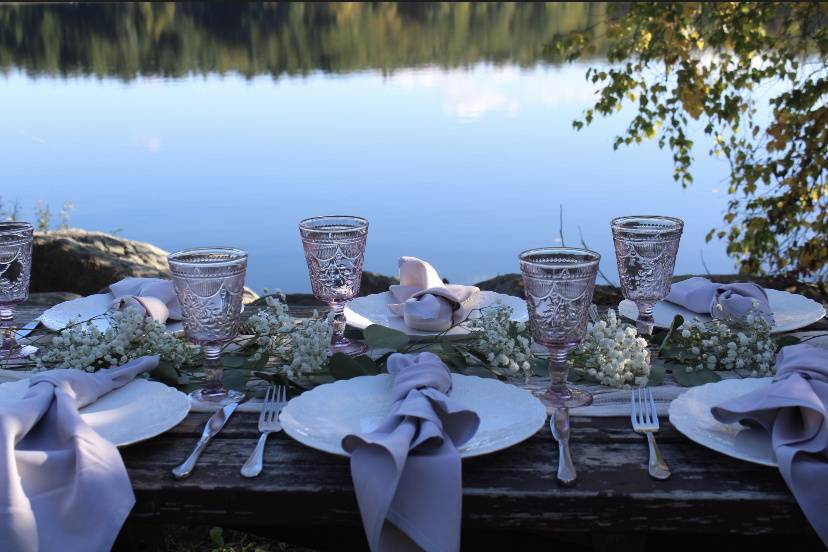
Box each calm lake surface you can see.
[0,3,734,292]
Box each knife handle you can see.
[172,438,209,480]
[557,438,577,486]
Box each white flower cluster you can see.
[468,304,533,378]
[671,308,776,376]
[289,311,335,376]
[571,309,651,388]
[37,309,193,372]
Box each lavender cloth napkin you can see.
[0,356,159,552]
[342,352,480,552]
[711,344,828,545]
[388,257,480,332]
[665,276,771,321]
[110,277,182,324]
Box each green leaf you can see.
[775,335,800,348]
[530,356,548,377]
[658,314,685,353]
[209,527,224,547]
[328,353,380,379]
[222,354,246,369]
[222,368,250,392]
[647,359,667,386]
[151,359,181,385]
[363,325,410,351]
[438,340,468,372]
[245,352,270,371]
[672,366,721,387]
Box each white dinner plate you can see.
[345,291,528,339]
[619,288,825,334]
[0,378,190,447]
[280,373,547,458]
[40,293,184,334]
[669,377,776,467]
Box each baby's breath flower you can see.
[468,304,534,379]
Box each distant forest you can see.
[0,2,610,79]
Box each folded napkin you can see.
[388,257,480,332]
[0,356,159,552]
[711,344,828,545]
[665,276,772,323]
[342,352,480,552]
[110,277,182,324]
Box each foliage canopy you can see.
[557,2,828,278]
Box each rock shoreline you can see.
[30,229,828,308]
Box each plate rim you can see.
[668,377,777,467]
[620,287,825,334]
[344,290,527,337]
[279,372,547,459]
[0,377,190,448]
[39,293,185,336]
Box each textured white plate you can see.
[669,377,776,467]
[0,378,190,447]
[280,373,547,458]
[345,291,528,339]
[40,293,184,334]
[619,288,825,334]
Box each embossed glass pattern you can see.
[0,222,34,359]
[168,247,248,406]
[520,247,600,408]
[300,216,369,356]
[612,216,684,335]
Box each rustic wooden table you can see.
[10,298,827,550]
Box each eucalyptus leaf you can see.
[658,314,685,353]
[245,352,270,371]
[775,335,801,348]
[363,325,410,351]
[353,355,381,375]
[222,355,247,369]
[328,352,366,380]
[222,368,250,391]
[647,359,667,386]
[530,356,548,377]
[672,366,721,387]
[151,360,180,385]
[460,365,499,379]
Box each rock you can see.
[30,229,259,303]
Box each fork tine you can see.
[648,388,659,429]
[638,388,646,425]
[630,389,637,427]
[279,385,287,404]
[642,388,651,425]
[259,386,272,425]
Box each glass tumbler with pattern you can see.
[0,222,34,360]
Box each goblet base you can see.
[189,388,245,408]
[0,344,37,361]
[536,385,593,409]
[329,338,369,356]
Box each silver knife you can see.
[549,408,576,486]
[14,318,40,340]
[172,401,240,480]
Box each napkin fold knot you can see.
[0,356,159,552]
[342,352,480,552]
[110,277,182,324]
[388,257,479,332]
[711,344,828,545]
[665,276,772,325]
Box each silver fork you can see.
[631,387,670,480]
[240,385,286,478]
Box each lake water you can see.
[0,4,736,293]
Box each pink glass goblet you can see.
[611,216,684,335]
[0,222,34,360]
[168,247,248,407]
[519,247,600,408]
[299,216,368,356]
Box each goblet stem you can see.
[328,301,368,356]
[539,345,593,408]
[189,343,244,407]
[0,306,20,355]
[202,344,225,396]
[635,301,657,336]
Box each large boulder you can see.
[30,229,259,303]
